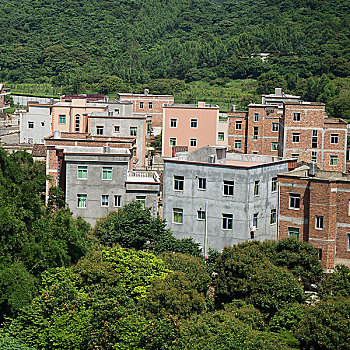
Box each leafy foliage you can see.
[318,265,350,299]
[94,201,201,256]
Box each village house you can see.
[0,84,11,112]
[163,145,296,255]
[278,165,350,270]
[162,102,227,157]
[118,91,174,136]
[45,132,159,225]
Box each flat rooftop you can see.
[280,165,350,181]
[60,146,131,155]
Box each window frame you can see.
[170,119,177,128]
[139,102,144,109]
[169,137,177,147]
[136,195,146,209]
[272,122,279,132]
[173,208,183,224]
[102,167,112,181]
[254,113,259,122]
[288,227,299,239]
[77,166,88,180]
[114,195,122,207]
[271,177,277,192]
[270,209,277,224]
[218,132,224,141]
[59,115,66,124]
[330,134,339,144]
[289,193,301,210]
[253,213,258,228]
[223,180,234,196]
[222,213,233,230]
[271,142,278,151]
[190,119,198,128]
[254,180,260,196]
[312,130,318,148]
[235,121,242,130]
[173,175,184,191]
[114,125,120,133]
[330,155,338,166]
[190,138,197,147]
[130,127,137,137]
[253,127,258,140]
[148,102,153,110]
[77,194,87,208]
[96,125,104,135]
[101,194,109,207]
[292,133,300,143]
[291,153,299,161]
[315,215,324,230]
[197,210,205,220]
[234,140,242,149]
[198,177,207,190]
[28,121,34,129]
[293,112,301,122]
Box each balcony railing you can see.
[127,170,160,182]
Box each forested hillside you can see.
[1,0,349,86]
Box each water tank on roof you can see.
[232,104,236,111]
[144,89,149,95]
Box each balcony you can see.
[127,170,160,183]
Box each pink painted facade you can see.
[52,99,106,134]
[162,102,222,157]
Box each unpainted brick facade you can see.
[227,111,248,154]
[118,93,174,133]
[278,167,350,270]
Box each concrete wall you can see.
[64,153,158,226]
[20,105,52,144]
[88,116,146,167]
[163,159,289,252]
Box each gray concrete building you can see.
[56,145,160,225]
[20,103,52,144]
[88,109,146,168]
[163,146,295,254]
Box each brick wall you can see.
[227,111,248,153]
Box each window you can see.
[330,155,338,166]
[253,127,258,140]
[223,180,234,196]
[96,126,104,135]
[190,119,198,128]
[271,142,278,151]
[254,113,259,122]
[250,231,255,239]
[292,133,300,143]
[114,109,120,114]
[293,112,301,121]
[190,138,197,147]
[174,175,184,191]
[136,195,146,208]
[169,138,177,147]
[331,134,339,144]
[170,119,177,128]
[130,127,137,136]
[235,140,242,149]
[315,216,324,230]
[59,115,66,124]
[270,209,276,224]
[218,132,224,141]
[291,153,299,161]
[288,227,299,239]
[235,121,242,130]
[272,177,277,192]
[272,123,279,132]
[197,210,205,220]
[312,130,318,148]
[289,194,301,209]
[173,208,183,224]
[28,138,33,144]
[75,115,80,132]
[311,151,317,163]
[114,195,122,207]
[254,181,260,196]
[77,166,87,179]
[102,167,112,180]
[253,213,258,228]
[318,249,323,261]
[77,194,87,208]
[41,121,45,127]
[139,102,144,109]
[114,125,120,133]
[28,121,34,129]
[222,214,233,230]
[198,177,206,190]
[148,102,153,109]
[101,195,109,207]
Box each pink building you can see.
[51,99,107,133]
[162,102,226,157]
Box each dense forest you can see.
[1,0,350,116]
[0,149,350,349]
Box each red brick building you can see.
[118,91,174,136]
[278,165,350,270]
[228,101,347,172]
